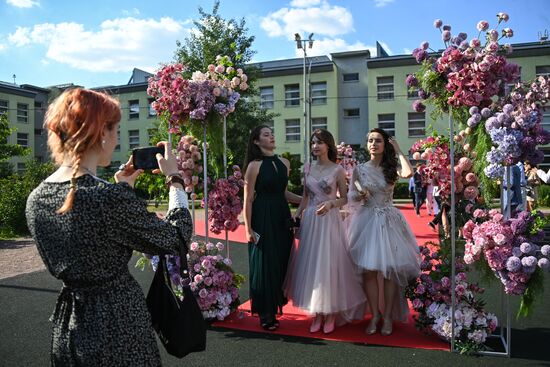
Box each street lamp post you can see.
[294,33,314,163]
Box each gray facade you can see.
[331,50,371,146]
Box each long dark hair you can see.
[367,128,398,184]
[244,125,271,170]
[311,128,337,163]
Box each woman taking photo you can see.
[347,128,420,336]
[284,129,365,334]
[25,88,193,365]
[243,125,300,331]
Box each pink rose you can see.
[476,21,489,32]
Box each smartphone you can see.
[132,146,164,170]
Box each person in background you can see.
[502,163,523,214]
[524,161,540,211]
[25,88,193,365]
[408,176,416,207]
[413,164,426,217]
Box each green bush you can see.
[0,159,55,238]
[393,181,410,199]
[537,185,550,207]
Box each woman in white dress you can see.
[347,128,420,336]
[285,129,366,334]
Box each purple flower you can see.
[412,100,426,112]
[442,24,451,31]
[406,74,419,87]
[512,247,522,258]
[506,256,522,272]
[481,108,492,118]
[421,41,429,50]
[541,245,550,257]
[442,30,451,42]
[521,256,537,268]
[470,38,481,48]
[412,47,428,63]
[434,19,443,28]
[412,298,423,309]
[520,242,533,254]
[418,89,428,99]
[538,258,550,269]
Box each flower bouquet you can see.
[138,240,244,321]
[336,142,357,182]
[176,134,202,194]
[205,165,245,234]
[406,243,497,354]
[462,209,550,316]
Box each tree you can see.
[0,113,29,162]
[174,0,276,169]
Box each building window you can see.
[34,128,43,135]
[311,117,327,132]
[536,65,550,77]
[285,119,301,142]
[0,100,8,115]
[344,108,360,118]
[310,82,327,105]
[34,101,43,109]
[343,73,359,82]
[260,87,274,109]
[264,120,274,135]
[148,98,156,117]
[115,130,120,152]
[542,108,550,131]
[128,130,140,149]
[17,132,29,147]
[17,103,28,123]
[408,112,426,137]
[17,163,25,175]
[285,84,300,107]
[378,114,395,136]
[377,76,394,101]
[129,100,139,119]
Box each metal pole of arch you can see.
[203,124,209,244]
[223,115,230,259]
[449,111,457,354]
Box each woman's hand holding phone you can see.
[114,157,143,187]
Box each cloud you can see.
[6,0,39,8]
[296,38,373,57]
[374,0,394,7]
[122,8,140,16]
[403,48,412,55]
[7,17,191,73]
[261,1,353,38]
[0,43,7,52]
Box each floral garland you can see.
[176,135,202,194]
[462,209,550,316]
[205,165,245,234]
[147,56,248,130]
[405,243,497,354]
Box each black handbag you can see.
[146,242,206,358]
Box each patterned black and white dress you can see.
[25,174,193,366]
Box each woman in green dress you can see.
[243,125,301,330]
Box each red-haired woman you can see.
[25,88,193,365]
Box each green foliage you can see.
[173,0,276,169]
[0,159,55,238]
[517,267,545,318]
[537,185,550,207]
[471,125,498,203]
[134,172,169,206]
[281,152,303,196]
[0,113,29,162]
[393,181,410,199]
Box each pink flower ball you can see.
[421,152,429,160]
[434,19,443,28]
[412,152,421,160]
[459,157,473,171]
[489,30,499,41]
[465,172,477,183]
[442,30,451,42]
[463,143,471,152]
[470,38,481,48]
[476,20,489,32]
[198,289,208,298]
[454,165,463,175]
[464,186,479,200]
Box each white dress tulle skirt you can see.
[347,161,421,322]
[284,166,366,323]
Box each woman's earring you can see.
[102,140,106,145]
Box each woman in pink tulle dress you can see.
[284,129,366,334]
[347,128,420,336]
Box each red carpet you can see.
[211,203,448,351]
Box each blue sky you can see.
[0,0,548,88]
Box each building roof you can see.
[331,49,371,58]
[366,41,550,69]
[250,56,334,77]
[0,81,36,98]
